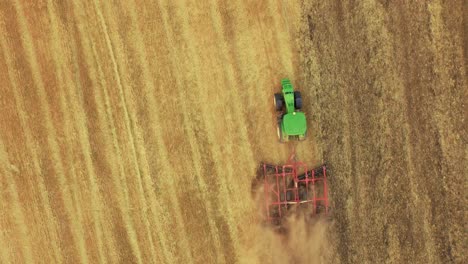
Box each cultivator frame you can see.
[258,154,329,225]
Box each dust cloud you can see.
[240,216,331,264]
[241,185,332,264]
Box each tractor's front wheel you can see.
[274,93,283,111]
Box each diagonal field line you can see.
[0,139,34,264]
[10,1,90,262]
[0,18,64,264]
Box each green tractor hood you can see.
[282,112,307,136]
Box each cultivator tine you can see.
[258,161,329,225]
[296,164,326,180]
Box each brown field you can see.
[0,0,465,264]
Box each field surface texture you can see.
[0,0,466,264]
[300,1,466,263]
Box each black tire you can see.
[274,93,283,111]
[314,166,325,177]
[294,91,302,109]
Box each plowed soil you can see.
[299,1,466,263]
[0,0,465,264]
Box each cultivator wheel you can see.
[258,159,329,225]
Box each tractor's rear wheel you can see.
[274,93,283,111]
[294,91,302,110]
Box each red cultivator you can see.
[256,154,329,226]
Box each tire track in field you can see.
[113,2,188,261]
[87,34,144,263]
[42,2,97,262]
[11,1,89,262]
[69,1,141,261]
[159,1,248,261]
[205,0,258,217]
[86,33,140,263]
[96,0,195,262]
[87,2,169,261]
[93,0,186,260]
[154,0,237,261]
[0,24,63,263]
[175,1,242,260]
[162,1,260,262]
[90,0,196,261]
[90,0,139,217]
[68,38,120,264]
[0,139,32,264]
[121,0,225,262]
[141,0,249,261]
[91,0,162,261]
[66,3,126,262]
[44,1,109,262]
[89,2,151,241]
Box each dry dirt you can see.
[0,0,466,264]
[299,1,466,263]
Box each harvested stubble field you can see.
[0,0,465,264]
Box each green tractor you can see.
[274,78,307,142]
